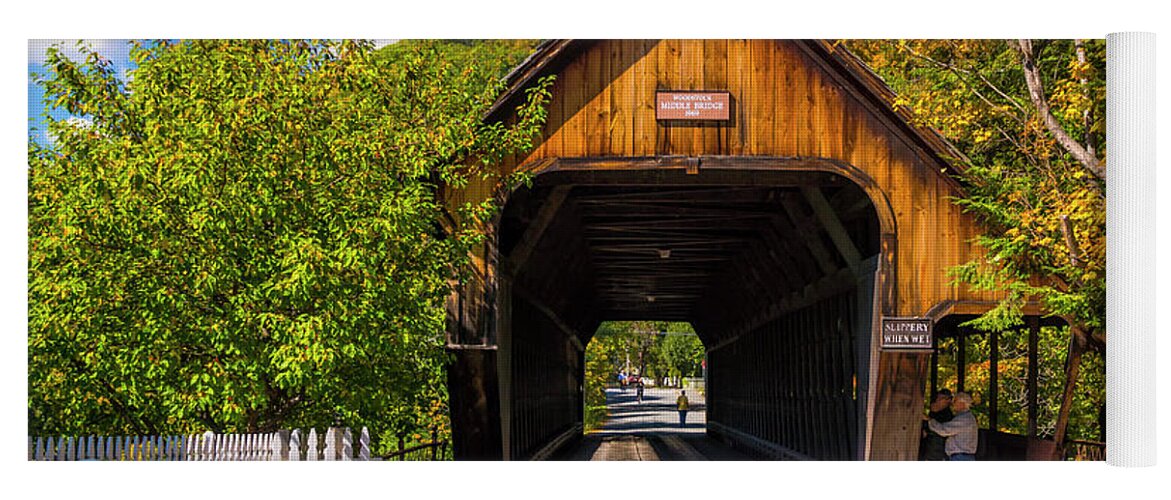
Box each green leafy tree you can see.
[28,39,550,453]
[657,329,703,388]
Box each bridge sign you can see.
[655,91,731,121]
[880,317,933,350]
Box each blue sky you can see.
[27,39,405,146]
[28,39,135,146]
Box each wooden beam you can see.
[957,330,966,393]
[778,195,839,276]
[506,186,571,275]
[573,186,771,203]
[586,217,766,231]
[802,186,863,270]
[511,282,584,351]
[925,300,1052,322]
[707,267,857,351]
[1027,316,1040,437]
[583,227,739,239]
[930,334,939,396]
[762,210,824,284]
[753,219,815,291]
[578,202,779,219]
[588,238,745,249]
[990,328,999,432]
[743,237,798,296]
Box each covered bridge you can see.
[441,40,1055,460]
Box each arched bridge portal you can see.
[442,40,1009,460]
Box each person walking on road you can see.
[676,390,690,427]
[636,380,644,404]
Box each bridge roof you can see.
[485,39,971,187]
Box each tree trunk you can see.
[1074,39,1096,159]
[1051,324,1088,460]
[1017,39,1105,183]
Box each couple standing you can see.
[923,389,978,461]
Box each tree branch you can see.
[1074,40,1097,159]
[1017,40,1106,183]
[898,41,1029,120]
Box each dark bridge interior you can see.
[494,167,882,460]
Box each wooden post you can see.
[204,434,212,461]
[1027,317,1040,437]
[447,348,504,460]
[359,427,371,461]
[307,428,319,461]
[272,430,288,461]
[289,429,302,461]
[324,428,338,461]
[957,330,966,393]
[929,334,939,397]
[342,428,353,461]
[989,329,999,433]
[1052,326,1087,460]
[1098,404,1106,442]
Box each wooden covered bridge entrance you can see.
[442,40,1031,460]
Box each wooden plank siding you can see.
[448,39,1004,460]
[468,39,995,313]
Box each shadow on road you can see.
[551,387,756,460]
[591,387,706,436]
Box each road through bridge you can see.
[553,387,754,461]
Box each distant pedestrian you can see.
[928,391,978,461]
[636,380,644,403]
[619,372,627,392]
[676,390,690,427]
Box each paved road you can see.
[552,387,756,461]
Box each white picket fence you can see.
[28,427,375,461]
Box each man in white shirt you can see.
[927,391,978,461]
